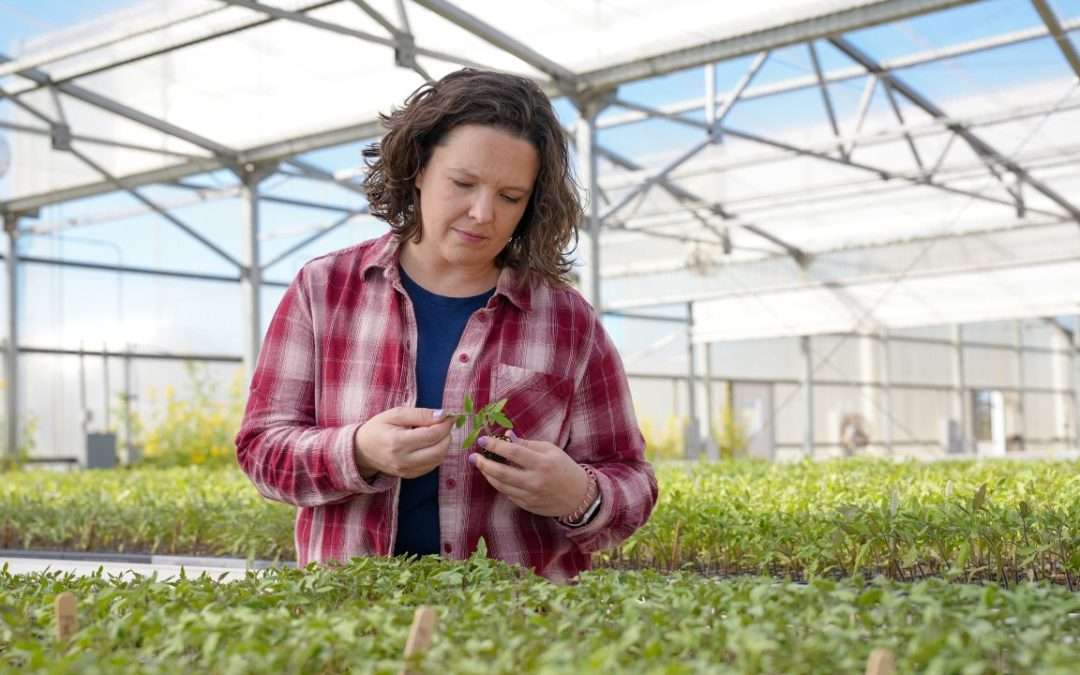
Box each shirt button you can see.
[459,353,469,363]
[446,479,457,489]
[443,542,452,554]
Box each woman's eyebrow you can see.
[448,167,530,193]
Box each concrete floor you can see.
[1,555,288,582]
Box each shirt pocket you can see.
[490,363,574,447]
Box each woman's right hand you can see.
[353,407,454,479]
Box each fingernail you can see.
[508,430,519,442]
[433,409,445,420]
[467,453,478,466]
[477,436,490,448]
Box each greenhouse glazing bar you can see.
[4,8,1077,217]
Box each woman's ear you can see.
[414,167,426,193]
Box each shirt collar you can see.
[359,230,533,313]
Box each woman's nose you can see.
[469,191,495,224]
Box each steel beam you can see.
[593,17,1080,133]
[1031,0,1080,80]
[260,209,366,272]
[718,125,1039,215]
[0,6,228,80]
[881,81,926,174]
[412,0,579,89]
[807,42,846,160]
[70,146,244,270]
[2,119,384,214]
[829,36,1080,224]
[6,15,1079,215]
[14,255,290,287]
[0,120,210,160]
[604,251,1080,311]
[601,52,768,223]
[20,345,243,364]
[0,53,235,159]
[846,76,878,157]
[578,0,979,91]
[285,158,368,197]
[595,145,730,247]
[595,143,804,260]
[219,0,486,72]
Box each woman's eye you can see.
[451,179,473,189]
[501,195,522,204]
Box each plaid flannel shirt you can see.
[235,232,657,582]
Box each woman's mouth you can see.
[453,228,488,243]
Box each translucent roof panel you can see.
[2,0,973,207]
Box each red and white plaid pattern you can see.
[235,232,658,582]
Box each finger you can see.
[382,406,449,428]
[477,435,535,468]
[471,452,531,491]
[399,446,448,477]
[476,464,532,502]
[395,418,454,450]
[506,431,555,454]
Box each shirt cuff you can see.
[334,423,395,494]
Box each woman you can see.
[235,69,657,583]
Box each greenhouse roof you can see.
[2,0,1080,342]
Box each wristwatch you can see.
[556,464,602,528]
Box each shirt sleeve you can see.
[557,314,659,553]
[234,267,394,507]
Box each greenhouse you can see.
[2,0,1080,672]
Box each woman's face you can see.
[412,124,539,274]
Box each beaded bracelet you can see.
[556,464,601,527]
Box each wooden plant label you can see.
[54,592,77,643]
[401,606,438,675]
[865,648,896,675]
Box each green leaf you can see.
[491,412,513,430]
[454,415,467,429]
[464,395,474,414]
[489,398,507,415]
[464,429,481,449]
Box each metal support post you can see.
[123,344,133,463]
[859,331,876,444]
[704,340,718,459]
[239,163,275,377]
[951,325,967,453]
[1074,316,1080,448]
[3,215,18,458]
[801,335,814,458]
[574,94,610,311]
[882,329,893,455]
[1015,320,1025,446]
[686,302,700,459]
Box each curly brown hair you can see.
[363,69,582,285]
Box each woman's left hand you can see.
[469,433,590,518]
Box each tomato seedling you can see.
[452,395,514,464]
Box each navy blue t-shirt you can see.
[393,266,495,557]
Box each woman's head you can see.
[363,69,581,285]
